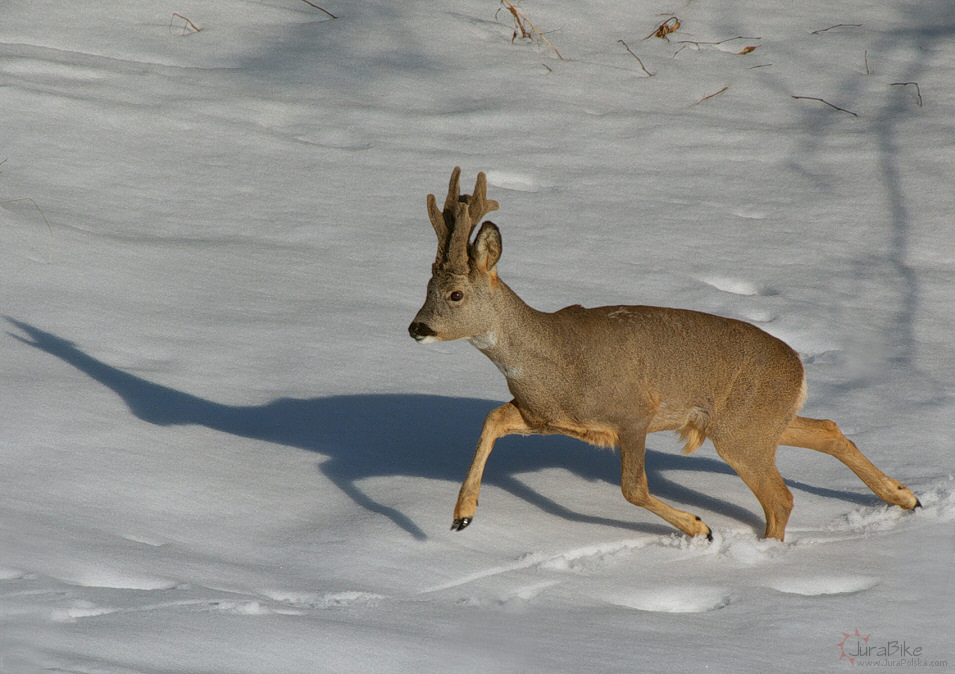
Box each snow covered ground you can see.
[1,1,953,671]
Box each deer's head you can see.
[409,168,503,344]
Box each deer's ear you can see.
[470,221,502,272]
[470,221,501,272]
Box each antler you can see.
[463,170,500,226]
[426,168,499,273]
[427,167,460,265]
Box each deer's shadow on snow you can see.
[9,319,876,540]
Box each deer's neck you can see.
[467,279,555,380]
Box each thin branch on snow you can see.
[810,23,862,34]
[0,197,54,263]
[645,16,680,41]
[696,86,730,104]
[299,0,336,19]
[891,82,923,107]
[617,40,654,77]
[674,36,761,57]
[171,13,202,35]
[792,95,859,117]
[498,1,563,60]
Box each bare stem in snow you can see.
[498,1,563,60]
[0,197,54,263]
[674,36,761,57]
[792,95,859,117]
[696,86,730,104]
[299,0,337,19]
[171,13,202,35]
[890,82,923,106]
[810,23,862,34]
[645,16,681,41]
[677,36,761,47]
[617,40,654,76]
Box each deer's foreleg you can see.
[452,401,530,531]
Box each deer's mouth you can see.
[408,322,438,343]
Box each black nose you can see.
[408,322,436,340]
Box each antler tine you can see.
[464,172,500,224]
[427,193,448,258]
[444,166,462,215]
[446,200,475,273]
[427,167,463,264]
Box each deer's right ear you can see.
[471,221,502,273]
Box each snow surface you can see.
[1,1,953,672]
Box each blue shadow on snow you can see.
[8,318,876,540]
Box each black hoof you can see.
[705,528,714,543]
[451,517,472,531]
[913,498,923,510]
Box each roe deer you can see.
[408,167,920,541]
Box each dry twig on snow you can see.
[299,0,336,19]
[792,95,858,117]
[696,86,730,104]
[0,197,54,263]
[674,36,761,56]
[171,13,202,35]
[498,1,563,60]
[810,23,862,34]
[645,16,681,41]
[891,82,923,107]
[617,40,654,76]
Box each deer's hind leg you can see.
[712,434,794,541]
[619,426,713,539]
[452,401,531,531]
[779,416,920,509]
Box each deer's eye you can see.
[449,290,464,302]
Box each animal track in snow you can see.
[732,207,769,220]
[422,538,657,593]
[208,600,277,616]
[0,58,107,83]
[120,533,168,547]
[51,601,118,623]
[485,171,543,193]
[767,576,879,596]
[261,590,386,609]
[0,566,28,580]
[457,580,562,610]
[741,308,775,323]
[700,276,766,297]
[423,536,716,594]
[801,350,842,365]
[51,568,179,591]
[599,587,732,613]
